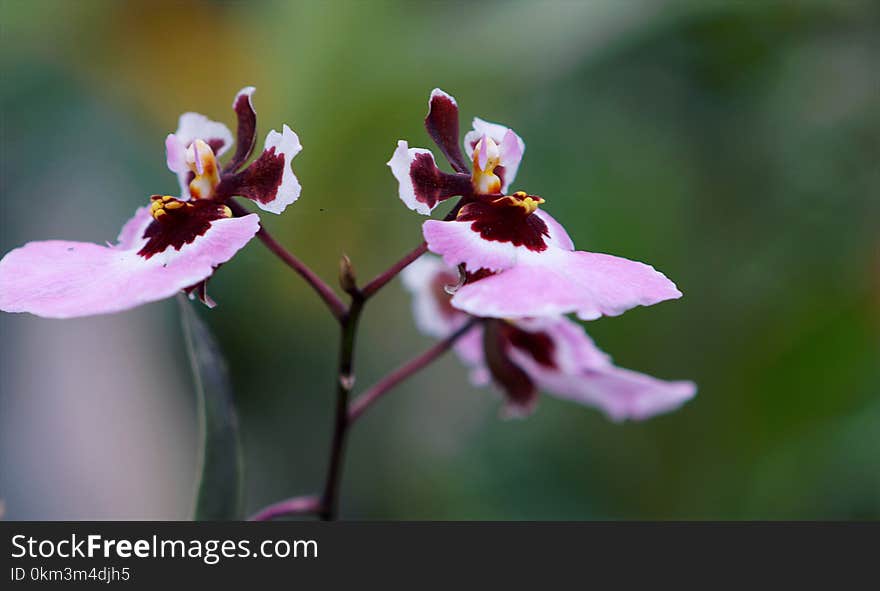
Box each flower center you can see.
[185,139,221,199]
[139,197,235,259]
[472,136,502,195]
[456,192,549,252]
[151,195,190,220]
[150,195,231,222]
[502,191,544,215]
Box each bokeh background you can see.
[1,0,878,520]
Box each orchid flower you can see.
[0,87,302,318]
[388,89,682,321]
[402,255,696,419]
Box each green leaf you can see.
[178,295,244,521]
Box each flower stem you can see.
[361,241,428,299]
[358,200,465,300]
[228,200,347,321]
[234,199,462,519]
[248,495,321,521]
[319,293,365,521]
[348,318,480,424]
[247,318,476,521]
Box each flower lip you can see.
[0,206,259,318]
[449,249,683,321]
[455,193,550,253]
[139,197,235,259]
[402,256,694,421]
[401,255,470,339]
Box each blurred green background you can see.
[1,0,878,520]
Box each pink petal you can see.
[174,112,234,157]
[452,325,490,386]
[387,141,472,215]
[165,133,187,174]
[115,205,155,249]
[0,208,259,318]
[422,210,572,273]
[534,208,574,251]
[477,134,490,171]
[400,254,469,338]
[399,255,694,421]
[499,129,523,181]
[575,366,696,422]
[192,140,205,175]
[507,316,695,421]
[400,253,489,385]
[511,317,609,371]
[450,248,682,320]
[424,219,524,272]
[513,345,695,421]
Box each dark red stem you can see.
[319,295,364,520]
[361,241,428,299]
[228,200,347,321]
[348,318,481,423]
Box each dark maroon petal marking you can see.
[464,267,495,285]
[483,319,538,412]
[215,147,284,205]
[138,199,231,259]
[457,196,549,252]
[410,153,472,210]
[425,91,469,173]
[500,323,557,369]
[224,90,257,173]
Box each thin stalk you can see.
[359,196,467,300]
[319,295,365,520]
[348,318,480,423]
[237,195,470,520]
[228,200,346,321]
[361,241,428,299]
